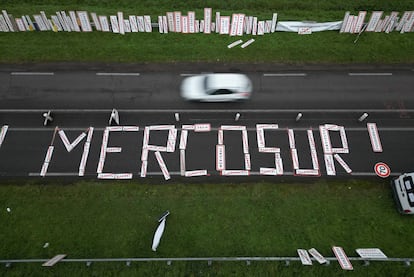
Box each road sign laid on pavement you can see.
[374,162,391,178]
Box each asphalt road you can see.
[0,65,413,179]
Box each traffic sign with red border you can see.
[374,162,391,178]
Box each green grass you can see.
[0,31,413,64]
[0,1,414,64]
[0,180,414,276]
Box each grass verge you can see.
[0,179,413,276]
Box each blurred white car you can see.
[180,73,252,102]
[391,173,414,214]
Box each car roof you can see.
[206,74,249,90]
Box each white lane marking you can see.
[11,72,54,76]
[1,109,413,113]
[348,73,393,76]
[28,171,401,177]
[263,73,307,77]
[180,73,197,76]
[96,73,140,76]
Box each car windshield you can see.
[205,75,217,91]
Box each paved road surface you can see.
[0,65,413,179]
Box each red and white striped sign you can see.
[324,154,336,176]
[257,21,265,35]
[40,146,54,176]
[179,130,188,150]
[297,249,312,265]
[229,14,238,36]
[220,16,230,34]
[115,173,133,179]
[244,153,251,170]
[185,170,208,177]
[334,154,352,174]
[296,169,320,176]
[181,16,188,33]
[174,11,181,32]
[222,170,249,176]
[166,12,174,32]
[144,15,152,32]
[236,14,245,36]
[216,144,225,171]
[308,248,327,264]
[319,126,332,154]
[106,147,122,153]
[110,125,126,132]
[260,168,277,176]
[367,123,383,152]
[288,129,296,149]
[188,12,195,33]
[180,149,185,176]
[366,11,383,32]
[194,123,211,132]
[122,126,139,132]
[140,160,148,177]
[155,151,170,180]
[58,130,86,152]
[204,8,212,34]
[98,173,115,179]
[242,129,249,154]
[354,11,367,33]
[332,246,353,270]
[291,149,299,170]
[275,153,284,175]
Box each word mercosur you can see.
[0,123,383,180]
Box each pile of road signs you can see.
[0,9,278,36]
[3,8,412,35]
[297,247,353,270]
[340,11,414,33]
[297,247,388,270]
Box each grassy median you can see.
[0,0,413,64]
[0,180,414,276]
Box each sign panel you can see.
[297,249,312,265]
[42,254,67,267]
[308,248,327,264]
[356,248,387,259]
[366,11,383,32]
[204,8,212,34]
[332,246,353,270]
[374,162,391,178]
[219,16,230,34]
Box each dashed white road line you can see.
[263,73,307,77]
[10,72,54,76]
[348,73,393,76]
[96,73,140,76]
[180,73,197,77]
